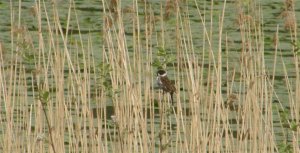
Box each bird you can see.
[156,70,176,104]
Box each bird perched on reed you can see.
[156,70,176,104]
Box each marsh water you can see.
[0,0,300,152]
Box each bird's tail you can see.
[170,92,174,105]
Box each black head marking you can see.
[157,70,167,76]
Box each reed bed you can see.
[0,0,299,152]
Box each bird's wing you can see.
[161,77,176,92]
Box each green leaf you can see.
[278,143,292,153]
[166,55,176,64]
[157,47,166,56]
[152,58,162,68]
[43,91,49,101]
[279,109,289,123]
[290,121,298,131]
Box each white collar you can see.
[161,73,167,77]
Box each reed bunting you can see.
[156,70,176,104]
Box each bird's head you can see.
[157,70,167,77]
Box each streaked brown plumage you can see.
[156,70,176,104]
